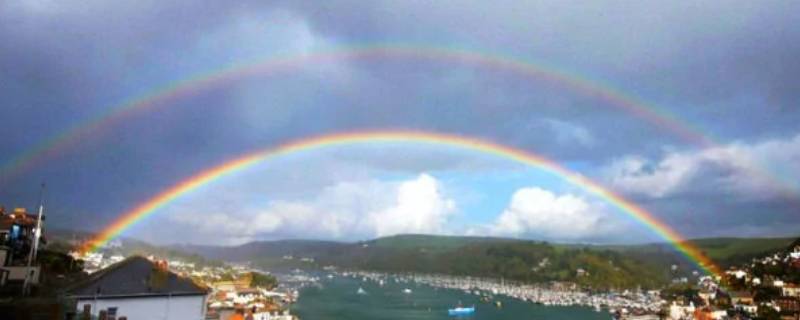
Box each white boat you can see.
[403,288,413,294]
[357,287,367,295]
[448,306,475,316]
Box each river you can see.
[292,275,611,320]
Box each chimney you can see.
[156,259,169,270]
[81,304,91,320]
[149,262,169,290]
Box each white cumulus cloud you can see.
[486,187,615,239]
[165,173,456,244]
[603,134,800,199]
[368,174,456,237]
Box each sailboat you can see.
[357,287,367,295]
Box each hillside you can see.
[687,237,796,264]
[325,239,668,289]
[597,236,798,272]
[48,230,797,289]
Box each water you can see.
[292,276,610,320]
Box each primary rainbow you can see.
[82,130,722,276]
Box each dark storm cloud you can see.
[284,0,800,137]
[1,0,798,242]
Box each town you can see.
[0,206,300,319]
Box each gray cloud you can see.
[0,1,798,243]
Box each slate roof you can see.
[67,256,208,299]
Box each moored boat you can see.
[448,306,475,316]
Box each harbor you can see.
[326,271,665,317]
[293,271,610,320]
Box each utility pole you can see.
[31,183,45,262]
[23,183,45,296]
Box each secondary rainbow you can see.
[5,44,795,200]
[82,130,722,276]
[1,44,713,182]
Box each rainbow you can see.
[82,130,722,276]
[1,44,712,182]
[5,44,795,201]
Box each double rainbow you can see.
[82,130,722,276]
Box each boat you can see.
[357,287,367,295]
[403,288,413,294]
[448,306,475,316]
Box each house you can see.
[735,304,758,315]
[0,207,43,286]
[727,269,748,280]
[212,276,251,292]
[784,283,800,297]
[698,288,716,305]
[774,297,799,314]
[67,256,209,320]
[730,291,754,305]
[694,307,728,320]
[669,301,696,319]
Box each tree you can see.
[251,272,278,290]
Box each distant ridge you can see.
[48,228,797,271]
[173,239,347,262]
[170,234,797,269]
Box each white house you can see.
[68,256,209,320]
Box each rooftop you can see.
[67,256,208,299]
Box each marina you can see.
[292,272,611,320]
[334,271,665,314]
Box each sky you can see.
[1,1,798,245]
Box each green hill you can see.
[687,237,796,264]
[54,231,796,289]
[598,236,797,271]
[320,239,667,289]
